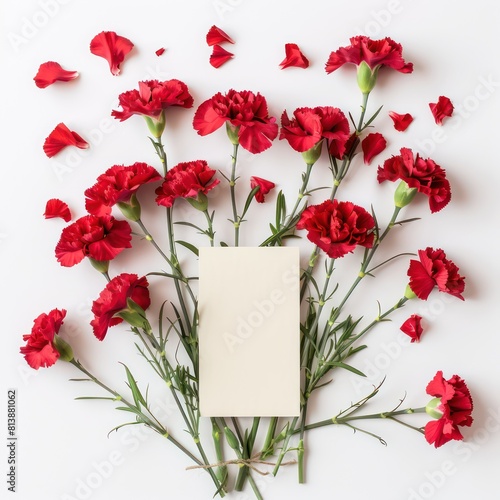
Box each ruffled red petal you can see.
[250,176,276,203]
[361,132,387,165]
[280,43,310,69]
[429,96,454,125]
[155,47,165,56]
[34,61,78,89]
[90,31,134,76]
[43,123,89,158]
[44,199,72,222]
[206,25,234,46]
[209,45,234,68]
[400,314,423,342]
[388,111,413,132]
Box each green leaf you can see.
[120,363,147,408]
[241,186,260,218]
[326,361,366,377]
[364,105,383,128]
[75,396,117,401]
[175,221,205,232]
[220,241,228,247]
[175,240,199,256]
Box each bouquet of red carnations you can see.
[21,31,472,498]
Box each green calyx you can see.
[117,193,142,222]
[357,61,379,95]
[425,397,444,419]
[301,140,323,165]
[144,112,166,138]
[394,181,418,209]
[225,122,240,145]
[53,334,74,362]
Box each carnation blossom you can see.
[91,274,151,340]
[33,61,78,88]
[90,31,134,75]
[193,89,278,154]
[210,45,234,68]
[325,36,413,94]
[84,162,162,217]
[250,176,275,203]
[361,132,386,164]
[43,123,89,158]
[20,309,67,369]
[388,111,413,132]
[424,371,473,448]
[429,96,454,125]
[407,247,465,300]
[377,147,451,213]
[44,199,72,222]
[55,215,132,267]
[280,106,350,160]
[297,199,375,258]
[280,43,309,69]
[112,79,193,121]
[155,160,219,208]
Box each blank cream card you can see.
[199,247,300,417]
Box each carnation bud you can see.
[301,140,323,165]
[143,112,166,138]
[186,193,209,212]
[357,61,379,95]
[225,122,240,145]
[53,334,74,362]
[223,426,240,450]
[89,258,109,275]
[425,397,444,419]
[394,181,417,208]
[117,193,141,222]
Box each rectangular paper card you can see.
[199,247,300,417]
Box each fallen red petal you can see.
[280,43,309,69]
[429,96,454,125]
[90,31,134,76]
[43,123,89,158]
[361,132,387,165]
[210,45,234,68]
[388,111,413,132]
[44,199,72,222]
[34,61,79,89]
[206,25,234,46]
[155,47,166,57]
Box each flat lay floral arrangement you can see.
[21,29,473,498]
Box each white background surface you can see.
[2,1,500,499]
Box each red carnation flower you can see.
[43,123,89,158]
[33,61,78,88]
[326,36,413,94]
[44,198,71,222]
[388,111,413,132]
[91,274,151,341]
[55,215,132,267]
[250,176,275,203]
[155,160,219,208]
[193,89,278,154]
[361,132,386,165]
[210,45,234,68]
[400,314,423,342]
[407,247,465,301]
[297,199,375,258]
[85,162,162,216]
[326,35,413,74]
[280,43,309,69]
[90,31,134,76]
[429,96,454,125]
[112,79,193,121]
[424,371,473,448]
[206,25,234,46]
[280,106,350,160]
[20,309,66,369]
[377,147,451,213]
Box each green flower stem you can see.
[203,210,215,247]
[261,417,278,459]
[135,218,178,268]
[235,416,261,491]
[303,407,427,434]
[357,92,370,132]
[70,359,202,466]
[272,416,299,476]
[134,330,226,497]
[229,143,241,246]
[211,418,228,490]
